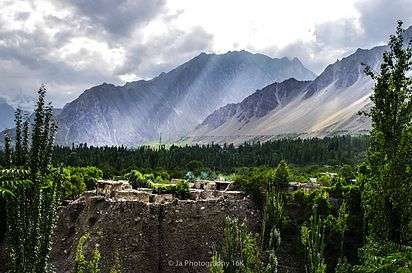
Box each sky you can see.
[0,0,411,107]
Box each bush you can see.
[62,167,103,200]
[233,167,273,206]
[352,241,412,273]
[126,170,146,188]
[149,180,190,199]
[175,179,190,199]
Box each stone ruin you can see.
[79,179,245,204]
[50,179,262,273]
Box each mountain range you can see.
[185,46,385,144]
[2,26,411,147]
[183,27,412,144]
[55,51,316,146]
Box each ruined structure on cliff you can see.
[51,180,261,273]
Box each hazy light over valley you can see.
[0,0,411,107]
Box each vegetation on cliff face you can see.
[210,217,264,273]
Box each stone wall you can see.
[50,194,260,273]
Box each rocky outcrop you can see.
[50,188,260,273]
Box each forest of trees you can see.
[42,135,367,176]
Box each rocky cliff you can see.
[50,187,261,273]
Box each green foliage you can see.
[185,160,205,176]
[336,202,349,257]
[3,85,62,273]
[61,166,102,200]
[335,258,352,273]
[75,234,101,273]
[124,169,190,198]
[362,21,412,244]
[233,167,274,206]
[339,165,355,184]
[148,179,190,198]
[210,254,225,273]
[175,179,190,199]
[211,217,263,273]
[14,109,23,166]
[261,187,284,250]
[263,228,280,273]
[351,241,412,273]
[126,170,147,188]
[41,135,369,176]
[272,160,289,188]
[3,133,12,168]
[0,169,31,198]
[317,175,331,186]
[301,205,327,273]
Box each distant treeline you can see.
[33,135,368,175]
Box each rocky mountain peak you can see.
[55,50,316,146]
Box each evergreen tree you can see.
[362,21,412,244]
[14,109,23,166]
[30,84,47,177]
[22,115,30,166]
[272,160,289,188]
[4,133,12,168]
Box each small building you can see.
[309,177,317,183]
[289,182,320,192]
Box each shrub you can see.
[211,217,263,273]
[62,167,103,200]
[126,170,145,188]
[233,167,272,206]
[149,180,190,199]
[352,241,412,273]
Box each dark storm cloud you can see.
[115,26,213,78]
[0,0,171,105]
[0,19,119,106]
[55,0,167,39]
[355,0,412,46]
[0,0,214,106]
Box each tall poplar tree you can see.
[362,21,412,244]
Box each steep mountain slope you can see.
[0,98,15,132]
[187,45,389,144]
[56,51,316,146]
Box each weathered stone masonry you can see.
[50,187,260,273]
